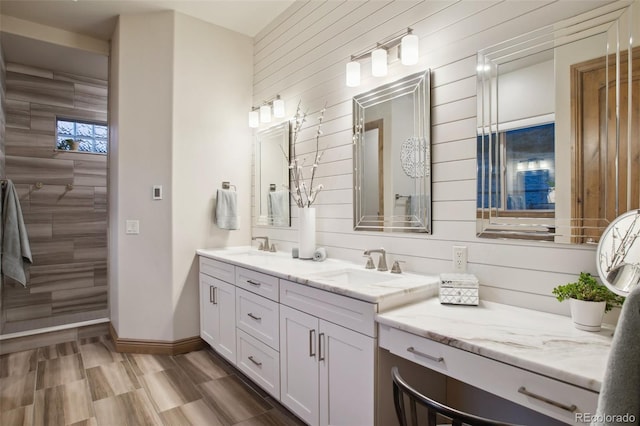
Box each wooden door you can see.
[572,47,640,242]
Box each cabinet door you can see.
[199,274,218,347]
[280,305,319,426]
[214,279,237,364]
[319,320,375,426]
[199,273,236,364]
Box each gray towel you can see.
[215,189,239,230]
[268,190,289,226]
[592,285,640,425]
[1,180,32,286]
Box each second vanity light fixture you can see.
[249,95,285,128]
[346,28,419,87]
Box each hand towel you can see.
[216,189,239,230]
[592,285,640,425]
[1,180,33,286]
[268,190,289,226]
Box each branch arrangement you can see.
[601,212,640,273]
[285,101,327,208]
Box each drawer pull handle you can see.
[309,329,316,357]
[407,347,444,363]
[247,280,261,287]
[247,313,262,321]
[209,286,218,304]
[319,332,326,361]
[248,356,262,367]
[517,387,577,413]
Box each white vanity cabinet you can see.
[199,257,236,364]
[279,279,376,426]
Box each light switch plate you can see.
[125,220,139,234]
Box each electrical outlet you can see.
[453,246,467,273]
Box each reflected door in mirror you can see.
[573,47,640,243]
[363,120,384,220]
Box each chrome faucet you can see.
[252,236,270,251]
[363,248,388,271]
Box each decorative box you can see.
[439,273,479,305]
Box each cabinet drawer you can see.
[200,257,235,283]
[236,288,279,350]
[379,325,598,424]
[280,279,377,337]
[236,329,280,399]
[236,267,279,301]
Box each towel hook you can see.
[35,182,44,189]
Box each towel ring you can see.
[222,181,237,191]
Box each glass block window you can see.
[56,118,108,154]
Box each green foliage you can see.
[552,272,625,312]
[57,138,75,151]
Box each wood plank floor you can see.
[0,336,305,426]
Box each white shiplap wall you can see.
[250,0,623,316]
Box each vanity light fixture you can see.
[401,33,419,65]
[346,61,361,87]
[248,109,260,128]
[371,48,388,77]
[248,95,285,128]
[260,104,271,123]
[345,28,418,87]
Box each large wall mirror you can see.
[254,122,291,227]
[477,1,638,244]
[353,70,431,233]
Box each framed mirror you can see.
[476,2,638,244]
[254,122,291,227]
[353,70,431,233]
[596,209,640,296]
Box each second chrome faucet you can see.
[363,248,388,271]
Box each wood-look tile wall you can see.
[1,62,108,334]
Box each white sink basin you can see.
[309,268,401,286]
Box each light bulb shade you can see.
[249,110,259,128]
[371,48,387,77]
[260,105,271,123]
[273,98,285,117]
[401,34,419,65]
[346,61,361,87]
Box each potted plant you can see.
[57,138,79,151]
[552,272,624,331]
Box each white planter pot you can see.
[298,207,316,259]
[570,299,606,331]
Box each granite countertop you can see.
[196,246,438,307]
[376,298,614,392]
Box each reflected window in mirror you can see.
[477,123,555,212]
[476,1,638,244]
[254,122,291,227]
[353,70,431,233]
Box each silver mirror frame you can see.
[353,70,432,233]
[596,209,640,296]
[254,122,291,227]
[476,2,637,243]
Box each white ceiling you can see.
[0,0,294,80]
